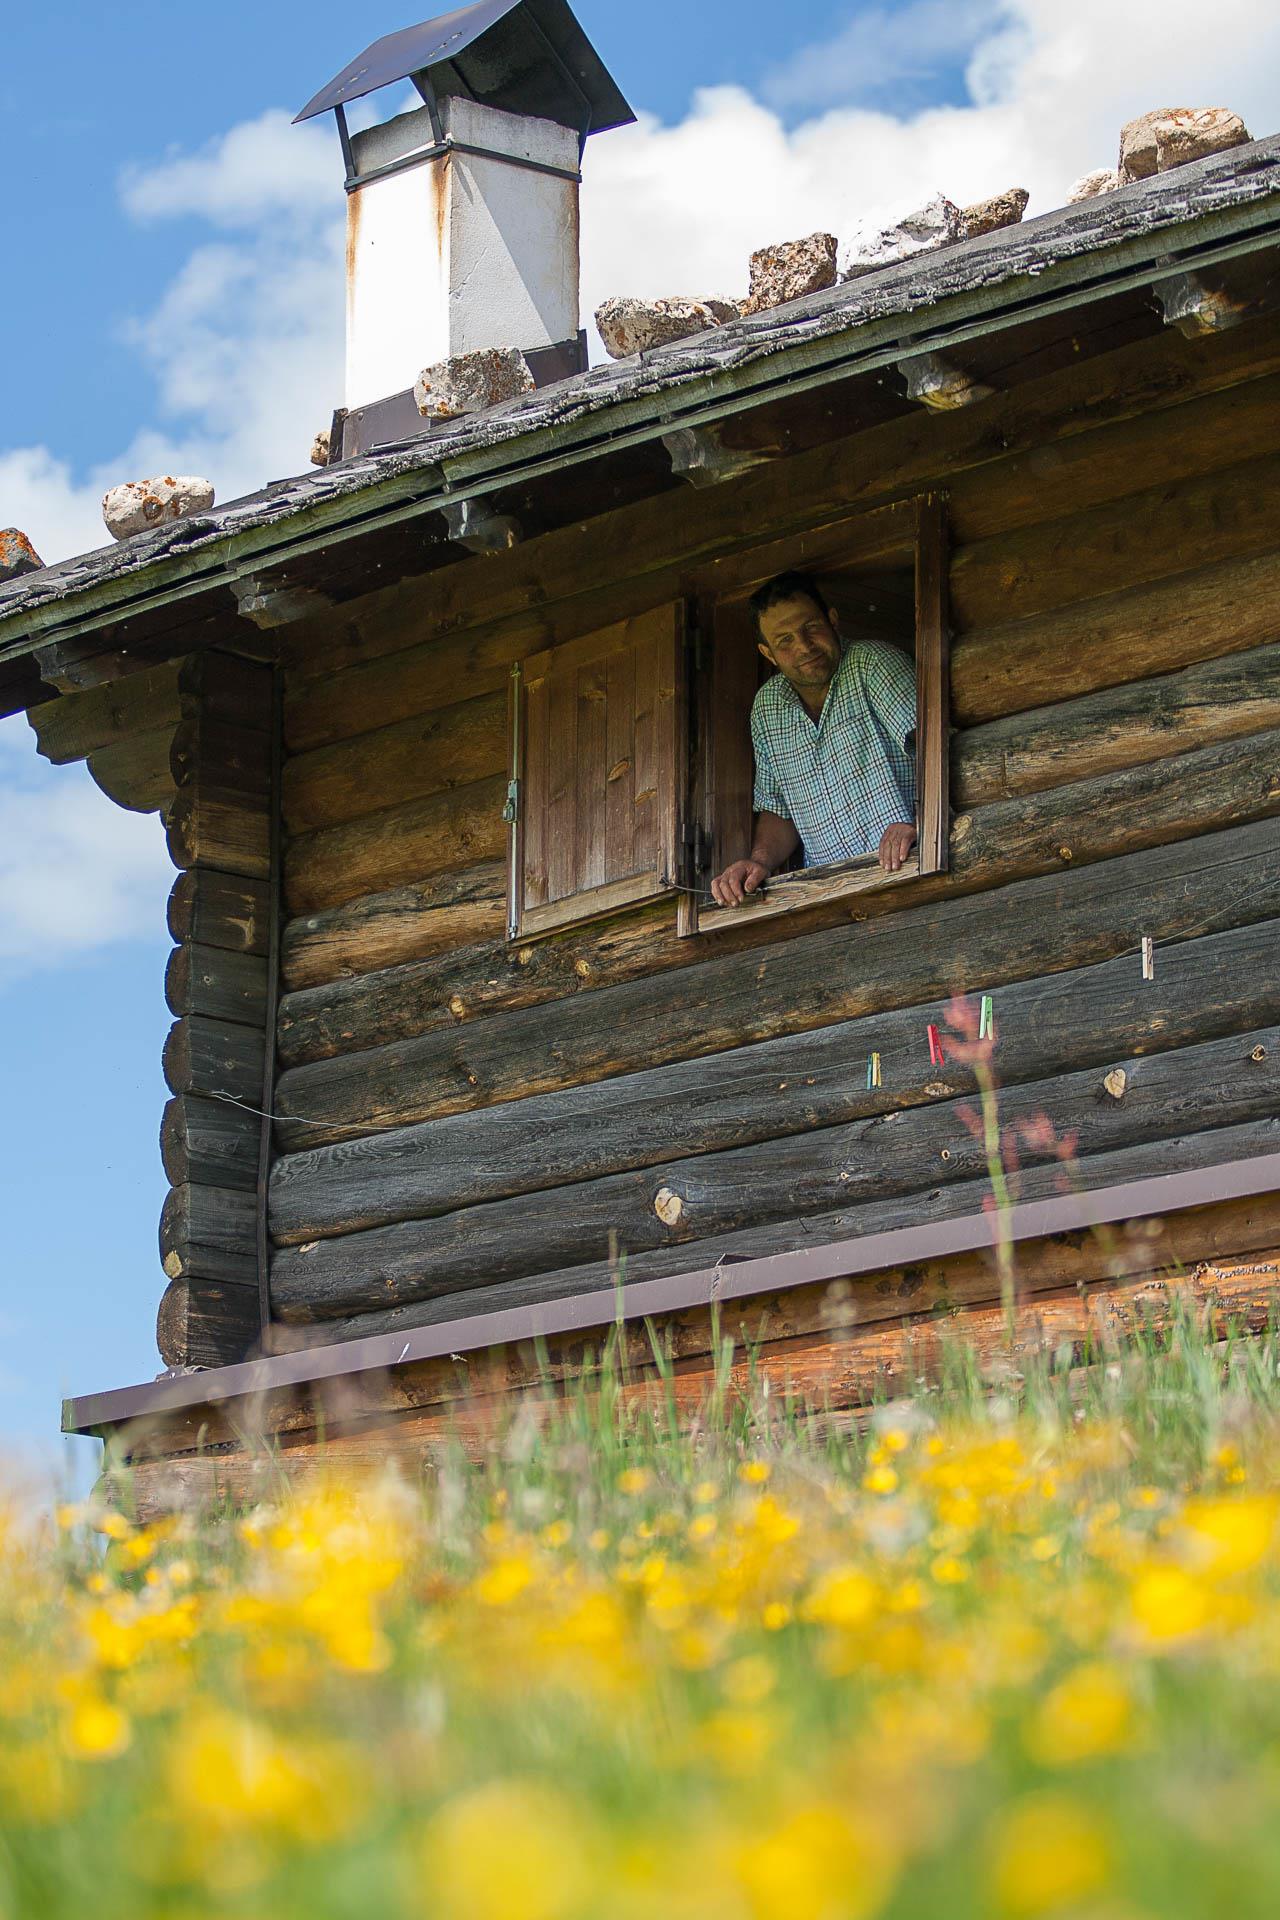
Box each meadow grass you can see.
[6,1308,1280,1918]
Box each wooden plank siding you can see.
[159,651,276,1369]
[6,314,1229,1388]
[262,318,1280,1361]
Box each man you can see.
[711,570,918,907]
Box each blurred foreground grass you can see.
[8,1314,1280,1918]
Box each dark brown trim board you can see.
[64,1149,1280,1436]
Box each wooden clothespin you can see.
[1141,936,1155,982]
[867,1052,882,1090]
[979,994,995,1042]
[928,1024,945,1067]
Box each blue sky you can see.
[2,0,1277,1483]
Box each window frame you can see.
[683,491,951,938]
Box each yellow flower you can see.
[688,1514,717,1543]
[1181,1495,1277,1577]
[803,1566,876,1628]
[169,1708,364,1847]
[64,1697,131,1760]
[1029,1536,1061,1562]
[862,1466,899,1495]
[474,1555,535,1607]
[419,1781,595,1920]
[618,1468,652,1496]
[739,1462,772,1486]
[989,1794,1110,1913]
[1025,1663,1134,1765]
[541,1520,573,1549]
[735,1803,896,1919]
[1129,1565,1213,1643]
[762,1601,792,1632]
[931,1555,969,1586]
[693,1480,720,1504]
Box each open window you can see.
[505,496,949,944]
[682,492,951,936]
[507,602,686,940]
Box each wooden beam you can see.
[273,733,1280,1108]
[233,576,333,630]
[914,492,951,874]
[269,1022,1280,1322]
[269,911,1280,1244]
[956,638,1280,807]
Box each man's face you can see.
[757,594,841,694]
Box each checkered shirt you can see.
[751,639,917,866]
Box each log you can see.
[170,715,271,791]
[283,689,507,834]
[268,1022,1280,1320]
[950,449,1280,632]
[156,1276,260,1370]
[284,775,507,915]
[275,1143,1280,1355]
[27,659,183,765]
[163,1016,265,1103]
[165,942,269,1025]
[283,320,1280,717]
[167,782,271,878]
[177,651,273,732]
[161,1094,261,1191]
[270,913,1280,1242]
[161,1182,258,1286]
[955,640,1280,808]
[167,869,270,956]
[952,548,1280,727]
[280,862,507,992]
[285,616,550,753]
[273,740,1280,1099]
[86,727,178,815]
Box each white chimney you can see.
[345,97,581,412]
[294,3,634,450]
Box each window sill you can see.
[694,852,920,935]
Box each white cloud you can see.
[0,717,172,986]
[765,1,1007,113]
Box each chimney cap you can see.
[294,0,635,137]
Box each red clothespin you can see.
[928,1023,945,1067]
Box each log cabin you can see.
[3,5,1280,1504]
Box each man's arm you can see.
[711,812,800,906]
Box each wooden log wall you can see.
[257,312,1280,1351]
[159,651,274,1369]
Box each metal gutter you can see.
[63,1148,1280,1436]
[6,150,1280,662]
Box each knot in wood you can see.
[449,995,466,1018]
[1252,1045,1268,1063]
[1057,845,1073,861]
[1103,1067,1128,1100]
[654,1186,685,1226]
[574,959,593,979]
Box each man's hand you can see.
[878,821,918,872]
[711,858,770,907]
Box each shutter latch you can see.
[502,779,520,825]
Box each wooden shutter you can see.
[512,604,685,938]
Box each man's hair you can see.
[748,570,832,636]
